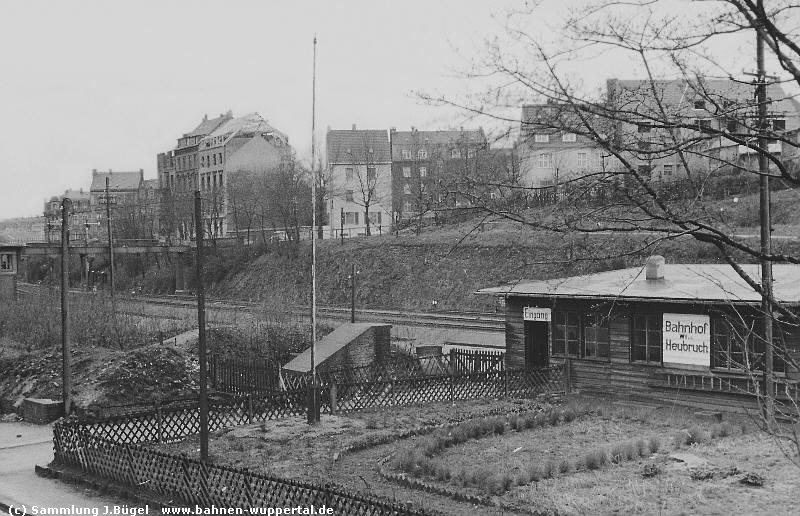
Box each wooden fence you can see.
[53,364,563,513]
[215,349,508,395]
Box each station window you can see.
[553,311,580,357]
[631,314,662,363]
[0,254,12,271]
[345,212,359,225]
[582,313,610,359]
[711,316,750,371]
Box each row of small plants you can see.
[391,403,748,497]
[391,405,588,489]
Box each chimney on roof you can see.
[390,127,396,132]
[226,110,233,117]
[645,255,665,281]
[352,124,357,131]
[411,126,416,132]
[203,114,208,121]
[92,169,97,175]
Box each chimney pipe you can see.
[645,255,665,281]
[352,124,356,131]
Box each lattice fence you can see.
[55,365,563,514]
[52,427,425,515]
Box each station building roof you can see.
[477,263,800,306]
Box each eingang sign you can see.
[662,313,710,366]
[524,307,551,322]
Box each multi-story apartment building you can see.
[43,188,96,242]
[518,103,613,187]
[390,128,500,220]
[606,78,800,180]
[326,127,392,237]
[197,113,289,237]
[158,111,291,239]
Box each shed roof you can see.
[477,264,800,306]
[282,323,391,373]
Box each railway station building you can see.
[478,256,800,409]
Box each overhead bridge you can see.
[21,242,192,256]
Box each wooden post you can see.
[155,400,163,443]
[564,357,572,394]
[194,191,209,462]
[329,383,338,414]
[60,198,72,416]
[247,394,254,423]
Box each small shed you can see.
[0,234,22,300]
[283,323,391,376]
[478,256,800,409]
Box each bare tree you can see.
[422,0,800,455]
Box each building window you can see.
[562,132,577,142]
[693,100,706,110]
[367,167,376,181]
[451,149,461,159]
[773,119,786,131]
[577,152,588,169]
[553,311,580,357]
[419,166,427,177]
[345,212,359,224]
[631,314,662,363]
[0,254,13,271]
[213,155,217,166]
[467,148,476,158]
[637,164,652,177]
[417,149,428,159]
[401,149,412,160]
[345,190,354,202]
[403,201,413,213]
[345,167,354,181]
[726,119,738,133]
[367,212,381,224]
[536,153,551,169]
[694,119,712,130]
[663,164,673,176]
[637,123,651,134]
[534,134,549,143]
[582,313,610,359]
[402,166,411,178]
[403,184,411,195]
[711,316,750,371]
[218,152,223,163]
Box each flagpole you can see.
[308,34,319,425]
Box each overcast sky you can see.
[0,0,781,220]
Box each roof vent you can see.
[645,255,665,281]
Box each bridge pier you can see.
[174,252,188,293]
[79,254,89,291]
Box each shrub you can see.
[434,463,451,482]
[636,438,649,457]
[585,448,608,470]
[493,417,506,435]
[516,468,532,486]
[541,460,557,478]
[527,463,543,482]
[648,436,661,453]
[533,413,548,428]
[523,413,538,429]
[509,414,521,431]
[558,459,573,475]
[548,409,561,426]
[562,407,577,423]
[610,443,627,464]
[623,441,638,461]
[685,425,708,445]
[487,473,506,495]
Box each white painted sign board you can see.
[524,307,551,322]
[662,313,710,366]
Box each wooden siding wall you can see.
[506,295,799,402]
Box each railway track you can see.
[18,284,505,333]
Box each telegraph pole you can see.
[308,34,320,425]
[105,177,116,314]
[350,263,356,323]
[194,191,210,460]
[60,198,72,416]
[755,0,775,420]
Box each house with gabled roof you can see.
[326,126,393,237]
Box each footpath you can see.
[0,421,143,514]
